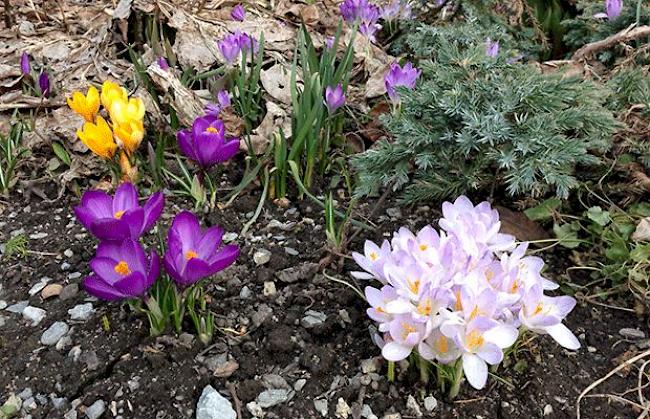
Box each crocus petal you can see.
[382,341,412,361]
[112,182,139,214]
[89,218,131,241]
[112,272,148,297]
[546,323,580,350]
[462,353,488,390]
[181,257,214,285]
[142,191,164,232]
[120,207,145,240]
[147,251,161,287]
[80,190,113,218]
[168,211,201,249]
[84,275,127,301]
[483,325,518,349]
[74,206,100,231]
[196,225,224,258]
[178,129,198,161]
[89,257,122,284]
[206,244,239,271]
[476,342,503,365]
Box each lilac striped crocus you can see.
[205,90,232,116]
[485,38,500,58]
[384,61,420,103]
[74,182,164,242]
[605,0,622,19]
[325,84,346,113]
[20,52,30,75]
[39,71,50,97]
[231,4,246,21]
[158,57,170,70]
[177,115,240,169]
[164,211,239,287]
[218,33,242,64]
[84,239,159,301]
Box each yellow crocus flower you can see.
[67,86,100,122]
[109,97,146,125]
[76,116,117,159]
[100,80,128,111]
[113,119,145,155]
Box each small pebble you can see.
[293,379,306,392]
[253,249,272,266]
[423,396,437,412]
[335,398,351,419]
[314,399,328,417]
[263,281,277,296]
[6,301,29,313]
[23,306,47,326]
[41,321,69,346]
[42,284,63,299]
[239,286,252,299]
[68,303,94,321]
[85,399,106,419]
[543,404,553,416]
[301,310,327,328]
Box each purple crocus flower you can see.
[340,0,374,22]
[384,61,421,103]
[231,4,246,21]
[20,52,30,75]
[235,30,258,53]
[360,21,382,43]
[606,0,622,19]
[163,211,239,287]
[218,33,242,64]
[158,57,170,70]
[485,38,500,58]
[381,0,401,21]
[39,71,50,97]
[74,182,164,242]
[177,115,240,169]
[325,37,335,49]
[325,84,346,113]
[84,239,160,301]
[217,90,231,109]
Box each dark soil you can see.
[0,180,647,419]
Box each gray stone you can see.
[0,300,6,310]
[239,286,252,299]
[276,263,319,283]
[257,389,291,408]
[56,336,73,351]
[23,396,37,411]
[85,400,105,419]
[284,247,299,256]
[386,207,402,218]
[262,374,290,390]
[246,401,264,417]
[0,314,5,327]
[59,284,79,301]
[196,385,236,419]
[406,395,422,417]
[80,351,100,371]
[64,409,77,419]
[335,398,351,418]
[23,306,47,326]
[68,346,82,361]
[68,272,82,280]
[361,358,380,374]
[60,262,71,271]
[223,232,238,242]
[423,396,437,412]
[18,388,33,400]
[64,249,74,258]
[361,404,378,419]
[68,303,94,321]
[28,278,51,296]
[543,404,553,416]
[253,249,272,266]
[41,322,69,346]
[314,399,328,417]
[6,300,29,313]
[50,395,67,409]
[263,281,277,296]
[301,310,327,328]
[620,328,646,340]
[29,232,48,240]
[293,379,306,392]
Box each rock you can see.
[620,328,645,340]
[246,401,264,417]
[314,399,328,417]
[386,207,402,218]
[253,249,272,266]
[0,300,6,310]
[6,300,29,313]
[56,336,73,351]
[29,277,51,296]
[338,309,351,324]
[85,399,105,419]
[18,388,33,400]
[23,396,37,411]
[61,262,71,271]
[59,284,79,301]
[42,284,63,299]
[301,310,327,328]
[406,395,422,417]
[423,396,437,412]
[262,374,290,390]
[64,249,74,258]
[251,304,273,327]
[1,394,22,416]
[361,404,377,419]
[203,353,239,378]
[41,322,69,346]
[256,389,291,408]
[68,346,82,361]
[263,281,277,296]
[29,232,48,239]
[276,263,319,283]
[50,395,67,409]
[293,379,306,392]
[361,358,381,374]
[0,315,5,327]
[284,247,299,256]
[239,286,252,299]
[335,398,352,418]
[543,404,553,416]
[64,408,77,419]
[23,306,47,326]
[68,303,94,321]
[382,414,401,419]
[196,385,236,419]
[80,351,100,371]
[223,232,238,242]
[68,272,82,280]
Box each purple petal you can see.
[89,218,131,241]
[206,244,239,271]
[112,272,148,297]
[84,275,127,301]
[169,211,202,248]
[120,207,145,240]
[181,257,214,285]
[112,182,138,214]
[143,191,164,232]
[177,129,198,161]
[196,225,224,259]
[80,190,113,218]
[89,256,122,284]
[147,250,161,287]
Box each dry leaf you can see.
[632,218,650,242]
[496,205,550,242]
[300,5,321,26]
[260,64,293,105]
[147,63,204,127]
[246,101,291,154]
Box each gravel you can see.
[40,322,69,346]
[300,310,327,328]
[85,399,106,419]
[23,306,47,326]
[195,385,236,419]
[68,303,94,321]
[256,389,291,408]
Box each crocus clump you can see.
[340,0,382,42]
[85,239,160,300]
[217,30,258,64]
[164,211,239,288]
[353,196,580,392]
[231,4,246,21]
[205,90,232,116]
[384,61,420,104]
[74,182,164,241]
[177,115,240,169]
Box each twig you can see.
[226,381,242,419]
[3,0,12,27]
[576,349,650,419]
[572,24,650,60]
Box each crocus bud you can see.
[39,71,50,97]
[485,38,500,58]
[231,4,246,21]
[157,57,170,70]
[217,90,231,109]
[325,84,346,113]
[20,52,30,75]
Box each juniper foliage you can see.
[353,23,621,203]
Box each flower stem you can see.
[387,361,395,383]
[448,359,464,400]
[418,354,429,384]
